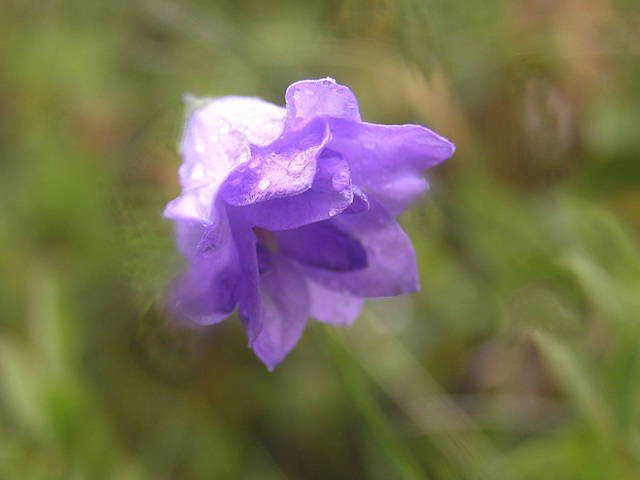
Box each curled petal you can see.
[343,184,370,214]
[240,153,355,230]
[285,78,361,130]
[220,119,330,207]
[176,97,286,223]
[252,255,310,370]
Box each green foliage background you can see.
[1,0,640,478]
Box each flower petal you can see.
[274,222,367,272]
[369,176,430,217]
[179,102,249,191]
[190,96,286,147]
[252,255,310,370]
[175,96,285,222]
[227,209,263,345]
[285,78,361,130]
[171,203,242,322]
[330,120,454,179]
[343,184,370,214]
[163,188,210,257]
[220,119,330,207]
[306,279,364,326]
[302,200,419,297]
[240,153,355,230]
[328,119,454,214]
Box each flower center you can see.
[252,227,279,253]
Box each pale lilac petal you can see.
[220,119,330,206]
[252,255,310,370]
[163,187,215,256]
[303,201,419,297]
[194,96,286,147]
[370,176,430,217]
[172,204,241,322]
[163,186,212,223]
[172,219,205,258]
[275,222,367,272]
[227,209,263,345]
[285,78,361,130]
[239,153,355,230]
[306,279,364,326]
[179,102,250,192]
[175,97,285,224]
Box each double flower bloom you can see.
[165,78,455,369]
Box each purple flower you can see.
[164,78,454,370]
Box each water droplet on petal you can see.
[258,178,271,190]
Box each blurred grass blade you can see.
[531,329,640,477]
[531,330,615,440]
[323,326,431,480]
[343,314,520,480]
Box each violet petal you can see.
[163,187,214,256]
[306,279,365,326]
[227,209,263,345]
[285,78,361,130]
[172,204,242,321]
[275,222,367,272]
[343,184,370,214]
[303,200,419,297]
[370,176,430,216]
[239,152,355,230]
[179,99,275,192]
[329,119,454,213]
[252,255,310,370]
[220,119,330,207]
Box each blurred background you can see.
[1,0,640,478]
